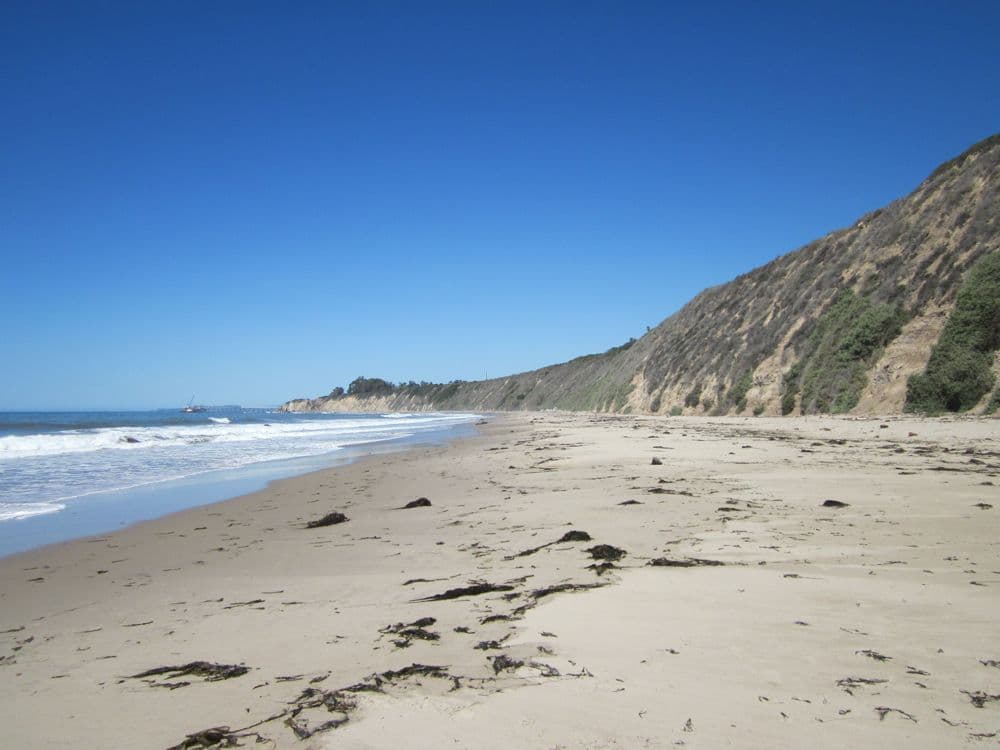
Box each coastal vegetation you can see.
[905,251,1000,413]
[782,291,906,414]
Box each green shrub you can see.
[684,384,702,408]
[726,369,754,413]
[986,388,1000,414]
[906,252,1000,413]
[783,290,906,414]
[753,405,765,416]
[780,391,797,415]
[669,405,683,416]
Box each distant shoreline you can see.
[0,418,480,559]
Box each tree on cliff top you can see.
[347,377,396,397]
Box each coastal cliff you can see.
[283,133,1000,417]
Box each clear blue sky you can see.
[2,1,998,410]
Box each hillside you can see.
[282,133,1000,417]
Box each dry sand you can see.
[1,412,997,748]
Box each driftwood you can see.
[305,512,348,528]
[821,499,849,508]
[402,497,432,509]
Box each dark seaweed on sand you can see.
[585,544,626,561]
[305,512,349,528]
[413,582,515,602]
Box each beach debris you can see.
[822,499,849,508]
[532,582,605,599]
[165,725,250,749]
[305,512,349,528]
[509,530,592,558]
[380,617,439,647]
[973,503,993,510]
[129,661,249,688]
[962,690,1000,708]
[836,676,888,695]
[874,706,917,722]
[489,654,524,674]
[377,663,451,683]
[650,457,663,465]
[284,687,357,738]
[980,659,1000,669]
[619,499,643,506]
[648,557,724,567]
[413,582,515,602]
[647,486,694,496]
[402,497,432,509]
[857,649,892,662]
[475,639,506,650]
[585,544,626,562]
[588,562,617,575]
[401,577,447,586]
[223,599,264,609]
[480,614,512,624]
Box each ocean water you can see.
[0,408,481,556]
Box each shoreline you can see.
[1,412,997,748]
[0,418,482,560]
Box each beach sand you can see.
[1,412,997,748]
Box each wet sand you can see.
[1,412,997,748]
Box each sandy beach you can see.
[1,412,997,748]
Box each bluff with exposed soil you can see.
[283,133,1000,417]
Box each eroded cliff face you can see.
[282,134,1000,417]
[281,394,440,414]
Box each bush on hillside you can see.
[905,251,1000,413]
[726,369,754,413]
[783,290,906,414]
[684,384,702,408]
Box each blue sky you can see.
[2,1,998,409]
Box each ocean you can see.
[0,408,481,557]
